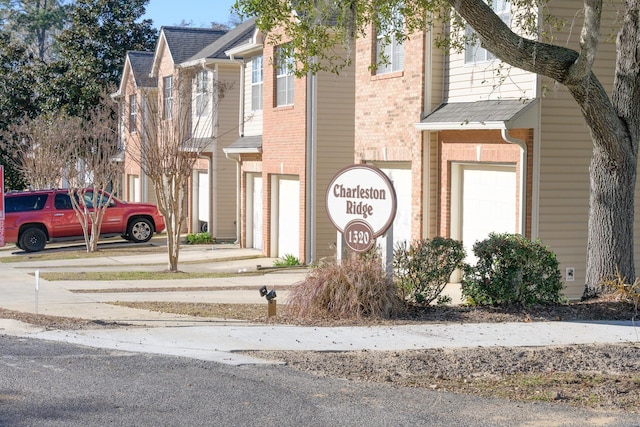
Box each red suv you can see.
[3,189,165,252]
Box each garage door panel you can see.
[277,177,299,258]
[251,175,262,250]
[462,166,517,262]
[379,167,411,247]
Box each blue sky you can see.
[143,0,238,28]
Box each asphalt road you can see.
[1,335,638,427]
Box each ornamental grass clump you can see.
[273,253,301,267]
[601,270,640,319]
[462,233,563,306]
[286,252,403,319]
[393,237,466,305]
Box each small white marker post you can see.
[35,269,39,317]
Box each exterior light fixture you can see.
[265,289,277,301]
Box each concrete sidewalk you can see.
[0,241,306,325]
[0,241,638,365]
[10,320,638,365]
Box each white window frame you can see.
[195,71,208,116]
[376,28,404,74]
[163,75,173,120]
[275,46,294,106]
[251,55,263,111]
[375,8,405,74]
[129,94,137,133]
[465,0,510,64]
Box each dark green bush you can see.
[461,233,563,306]
[393,237,466,305]
[286,252,403,319]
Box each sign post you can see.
[326,164,397,256]
[0,165,5,247]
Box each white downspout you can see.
[305,64,318,264]
[422,21,434,239]
[501,128,527,235]
[238,61,246,137]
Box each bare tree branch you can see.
[126,70,229,271]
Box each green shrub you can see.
[286,252,403,319]
[185,232,214,245]
[461,233,563,306]
[393,237,466,305]
[273,253,301,267]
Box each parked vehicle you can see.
[3,189,165,252]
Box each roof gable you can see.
[127,51,157,88]
[161,26,226,64]
[186,18,257,62]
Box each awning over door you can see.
[415,99,538,131]
[223,135,263,155]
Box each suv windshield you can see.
[5,194,48,212]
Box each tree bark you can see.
[586,144,636,294]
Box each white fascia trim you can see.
[414,121,511,131]
[177,58,243,69]
[150,32,170,77]
[222,147,262,154]
[225,41,263,59]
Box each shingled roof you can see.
[186,18,257,62]
[223,135,263,154]
[126,51,157,88]
[418,99,538,130]
[160,26,227,64]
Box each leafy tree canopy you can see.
[0,31,39,189]
[45,0,157,115]
[0,0,70,61]
[232,0,549,76]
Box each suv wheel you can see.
[19,228,47,252]
[128,218,153,243]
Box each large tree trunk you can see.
[585,144,637,296]
[585,0,640,295]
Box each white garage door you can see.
[249,175,263,250]
[198,172,209,231]
[379,167,412,247]
[462,165,517,262]
[277,177,300,258]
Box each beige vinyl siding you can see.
[428,33,445,112]
[144,175,158,206]
[191,70,214,137]
[536,1,622,299]
[212,65,240,239]
[426,132,439,238]
[426,31,444,239]
[445,5,535,103]
[243,56,263,136]
[538,95,591,299]
[315,63,356,260]
[446,52,535,101]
